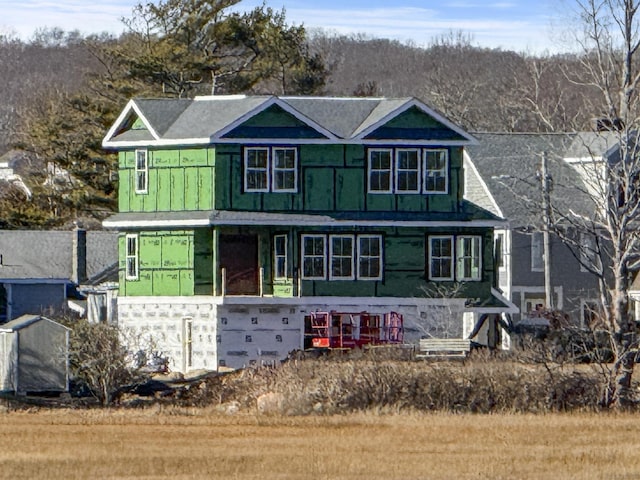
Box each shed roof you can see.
[0,314,69,332]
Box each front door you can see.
[219,235,259,295]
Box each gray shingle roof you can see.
[105,95,475,145]
[466,133,595,228]
[0,230,118,282]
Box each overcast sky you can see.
[0,0,575,53]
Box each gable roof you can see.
[103,95,477,148]
[465,133,595,229]
[0,230,118,282]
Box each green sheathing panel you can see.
[223,104,326,139]
[119,148,215,213]
[214,143,463,214]
[194,228,214,295]
[119,231,195,296]
[296,226,495,301]
[365,106,467,141]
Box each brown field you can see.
[1,408,640,479]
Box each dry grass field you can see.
[1,407,640,479]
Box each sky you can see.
[0,0,574,53]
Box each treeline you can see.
[0,0,599,228]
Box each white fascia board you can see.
[103,218,212,229]
[354,98,478,144]
[102,217,507,229]
[102,138,476,149]
[102,99,161,148]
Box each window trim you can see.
[301,234,326,280]
[456,235,482,281]
[244,147,270,193]
[329,234,355,280]
[271,147,298,193]
[125,234,139,280]
[134,149,148,194]
[368,148,393,194]
[273,234,288,279]
[428,235,454,281]
[423,148,449,194]
[357,235,383,281]
[395,148,421,193]
[244,146,298,193]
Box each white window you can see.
[245,147,298,193]
[244,147,269,192]
[531,232,544,272]
[272,148,297,192]
[358,235,383,280]
[457,236,482,281]
[125,234,139,280]
[135,149,148,194]
[424,149,448,193]
[302,235,326,279]
[429,236,454,280]
[395,149,420,193]
[273,234,287,279]
[330,235,355,280]
[368,149,392,193]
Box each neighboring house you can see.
[102,95,517,372]
[0,314,70,394]
[0,229,118,323]
[466,133,601,327]
[0,150,31,198]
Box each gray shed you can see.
[0,315,70,394]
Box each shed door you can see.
[219,235,259,295]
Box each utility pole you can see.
[541,151,554,310]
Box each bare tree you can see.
[549,0,640,407]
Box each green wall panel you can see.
[153,271,180,295]
[385,236,425,270]
[345,145,365,167]
[184,167,200,210]
[170,170,185,210]
[198,167,214,210]
[336,169,364,211]
[304,168,334,210]
[366,194,394,211]
[156,169,172,211]
[181,148,209,167]
[161,235,191,269]
[140,236,162,268]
